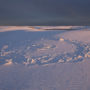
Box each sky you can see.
[0,0,90,25]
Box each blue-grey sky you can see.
[0,0,90,25]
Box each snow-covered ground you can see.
[0,26,90,90]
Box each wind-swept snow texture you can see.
[0,26,90,90]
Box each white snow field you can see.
[0,26,90,90]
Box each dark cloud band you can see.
[0,0,90,25]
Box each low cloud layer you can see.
[0,0,90,25]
